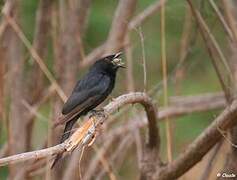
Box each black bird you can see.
[52,52,124,168]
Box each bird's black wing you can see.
[62,72,108,115]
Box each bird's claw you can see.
[89,109,105,118]
[110,97,116,102]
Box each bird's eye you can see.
[105,57,112,63]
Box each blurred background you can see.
[0,0,236,179]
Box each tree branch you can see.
[0,92,159,167]
[0,144,65,167]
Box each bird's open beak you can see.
[112,52,125,68]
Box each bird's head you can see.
[94,52,125,74]
[104,52,125,68]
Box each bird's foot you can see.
[110,97,116,102]
[89,109,105,118]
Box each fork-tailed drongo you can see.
[52,52,124,168]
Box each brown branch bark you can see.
[0,144,66,167]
